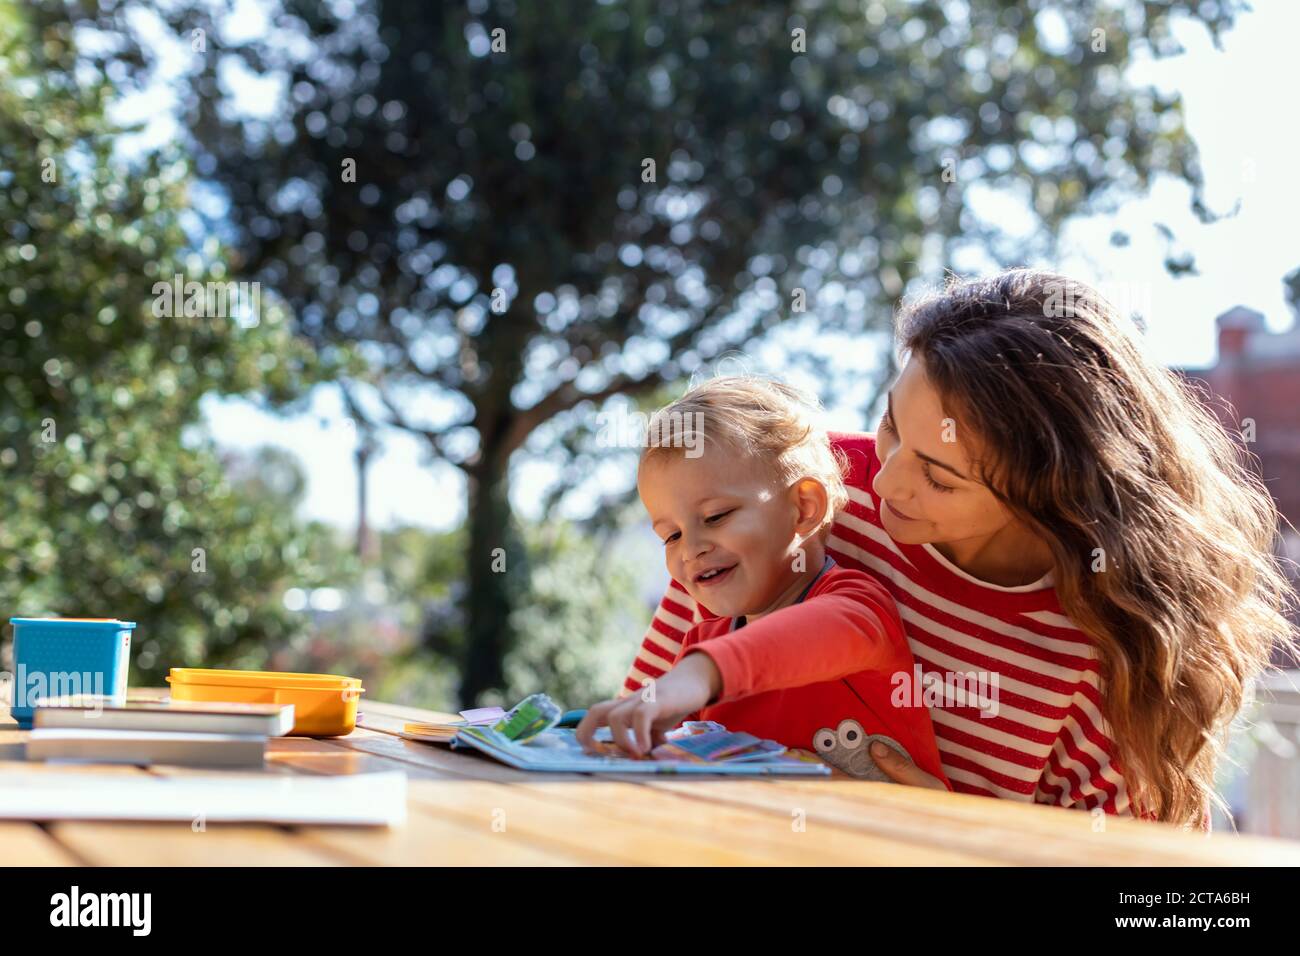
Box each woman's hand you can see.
[868,740,949,790]
[576,653,721,757]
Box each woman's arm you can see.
[1033,714,1140,821]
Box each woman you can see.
[618,269,1297,829]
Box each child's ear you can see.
[792,478,829,536]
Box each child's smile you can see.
[694,564,737,588]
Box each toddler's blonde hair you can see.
[639,375,849,532]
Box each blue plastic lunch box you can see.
[8,618,135,727]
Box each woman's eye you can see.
[879,412,896,435]
[923,467,954,493]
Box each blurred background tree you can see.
[14,0,1250,707]
[0,1,342,681]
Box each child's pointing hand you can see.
[576,653,722,757]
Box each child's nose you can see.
[681,527,713,558]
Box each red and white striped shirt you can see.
[620,431,1141,818]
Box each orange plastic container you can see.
[166,668,363,737]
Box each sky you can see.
[178,2,1300,532]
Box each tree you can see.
[82,0,1240,704]
[504,518,652,709]
[0,3,334,682]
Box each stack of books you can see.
[400,705,507,744]
[26,696,295,769]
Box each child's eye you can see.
[923,466,954,493]
[661,509,733,545]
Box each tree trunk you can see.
[460,444,521,708]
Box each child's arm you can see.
[680,570,908,704]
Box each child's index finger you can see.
[631,707,656,756]
[574,700,613,751]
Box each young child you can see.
[576,376,950,786]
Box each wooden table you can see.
[3,692,1299,866]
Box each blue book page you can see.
[450,726,831,775]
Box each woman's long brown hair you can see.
[896,269,1298,828]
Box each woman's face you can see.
[872,355,1019,548]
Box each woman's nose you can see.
[872,448,905,501]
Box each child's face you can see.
[638,447,822,619]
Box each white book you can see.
[32,695,295,736]
[27,728,267,769]
[0,770,406,827]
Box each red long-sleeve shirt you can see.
[673,561,951,788]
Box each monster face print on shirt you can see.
[812,718,912,782]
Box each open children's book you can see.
[399,694,831,776]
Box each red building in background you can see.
[1178,306,1300,659]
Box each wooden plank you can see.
[507,779,996,865]
[271,740,440,778]
[290,775,594,865]
[293,808,594,866]
[0,823,83,866]
[637,777,1300,866]
[271,745,626,865]
[48,821,343,866]
[279,749,977,868]
[644,778,1149,867]
[399,778,792,865]
[770,776,1300,865]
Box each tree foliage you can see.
[0,4,335,681]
